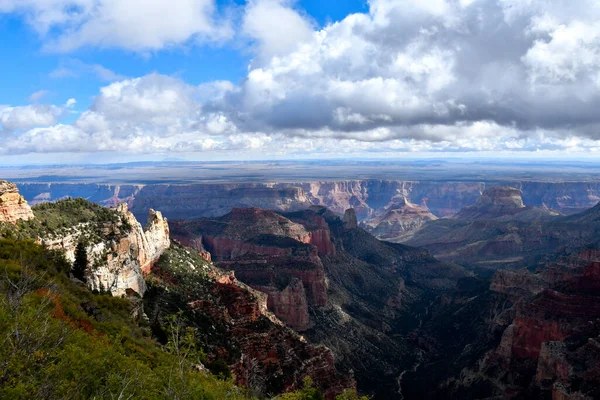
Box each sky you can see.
[1,0,600,164]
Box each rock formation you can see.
[362,197,438,242]
[170,208,330,331]
[455,186,526,219]
[0,180,34,224]
[171,205,470,398]
[145,244,354,398]
[42,203,170,297]
[342,208,358,229]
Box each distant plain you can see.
[3,159,600,184]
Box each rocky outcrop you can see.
[259,277,309,333]
[140,208,171,271]
[0,181,34,224]
[343,208,358,229]
[42,204,170,297]
[362,197,438,242]
[145,244,354,399]
[170,208,330,331]
[455,187,526,219]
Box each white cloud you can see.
[28,90,50,102]
[0,105,63,132]
[3,0,600,157]
[90,74,198,123]
[523,21,600,86]
[0,0,232,52]
[243,0,314,62]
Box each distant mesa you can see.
[453,186,559,220]
[456,186,525,218]
[474,186,525,209]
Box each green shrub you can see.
[0,239,249,399]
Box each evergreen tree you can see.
[73,241,88,282]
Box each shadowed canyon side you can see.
[404,187,564,270]
[395,199,600,400]
[401,243,600,399]
[144,244,354,398]
[171,205,471,398]
[361,196,437,242]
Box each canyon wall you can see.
[15,180,600,224]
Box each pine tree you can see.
[73,241,88,282]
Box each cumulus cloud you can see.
[191,0,600,149]
[3,0,600,157]
[243,0,314,62]
[0,0,232,52]
[0,105,63,132]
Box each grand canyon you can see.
[2,159,600,399]
[3,0,600,398]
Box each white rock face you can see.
[43,204,170,297]
[142,208,171,271]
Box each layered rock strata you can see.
[41,203,170,296]
[362,196,437,242]
[0,180,34,224]
[170,208,330,331]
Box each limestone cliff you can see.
[42,203,170,297]
[0,181,34,224]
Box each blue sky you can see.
[0,0,366,110]
[1,0,600,164]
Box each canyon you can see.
[4,176,600,399]
[14,179,600,224]
[0,182,354,399]
[170,205,471,398]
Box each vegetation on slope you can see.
[0,196,364,399]
[0,197,131,241]
[0,238,248,399]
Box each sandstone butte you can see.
[0,180,35,224]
